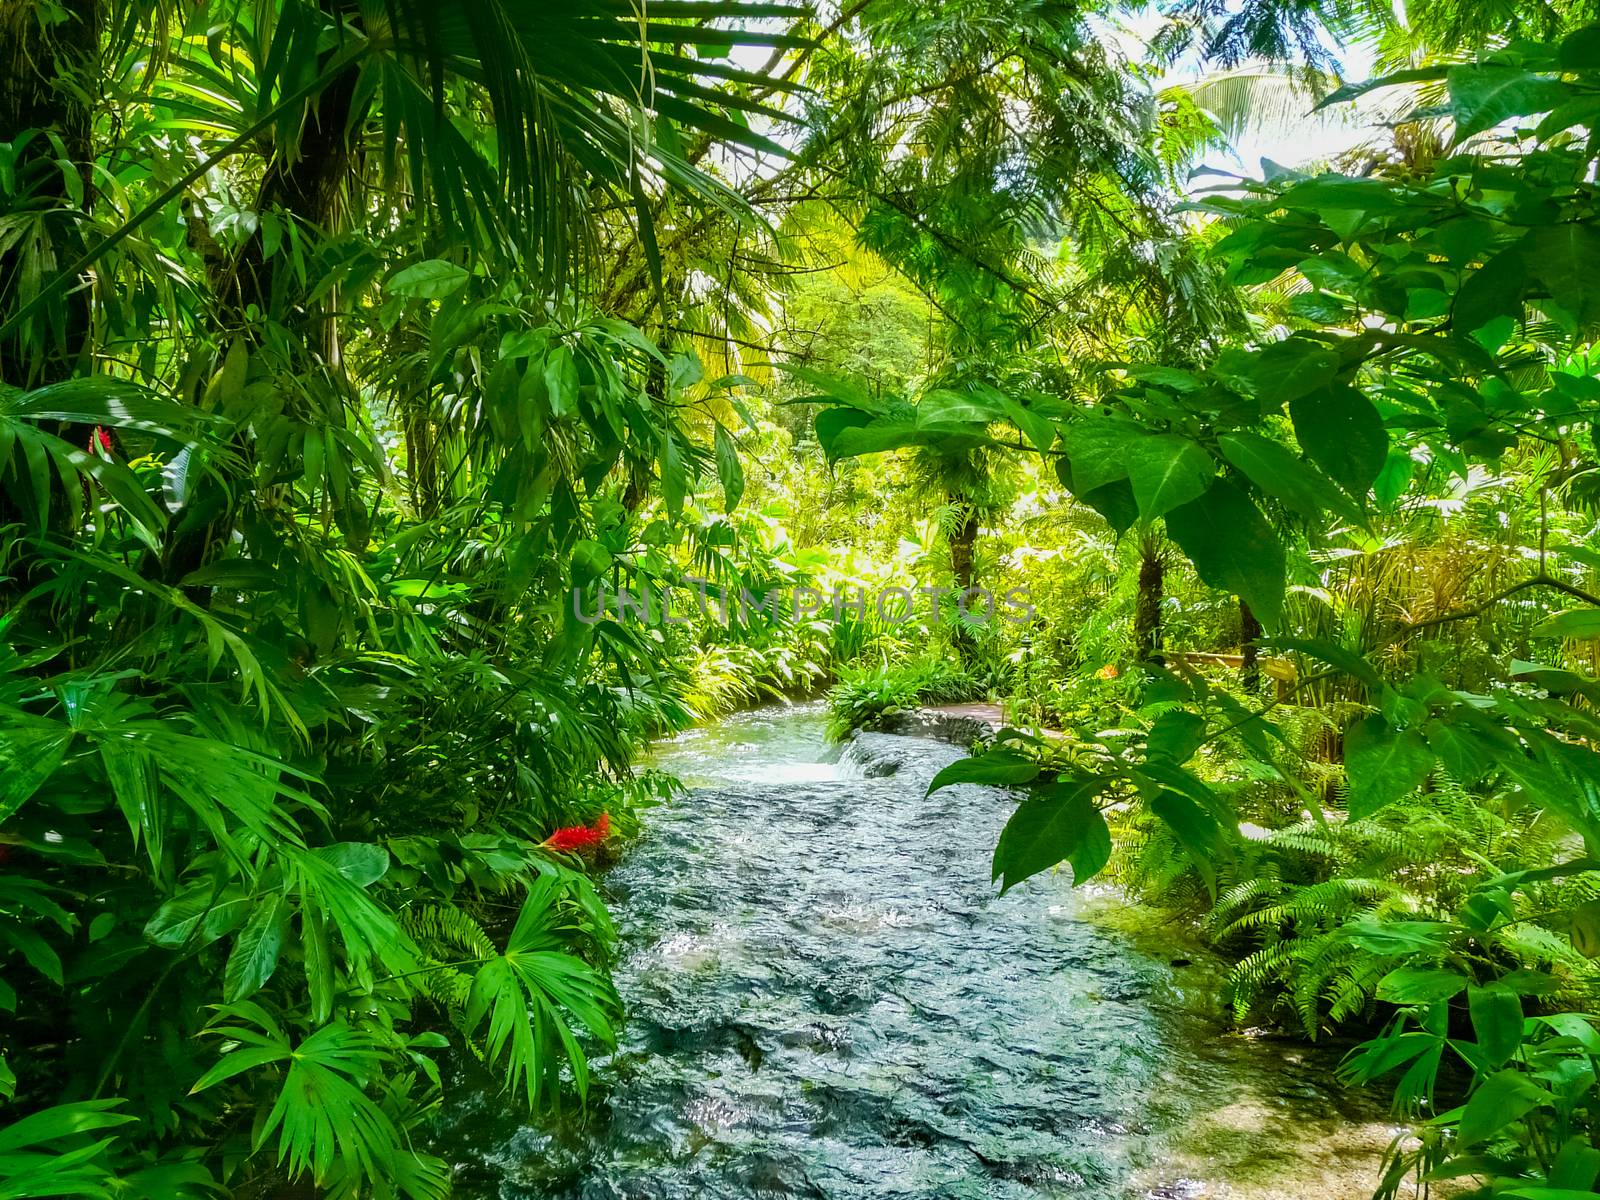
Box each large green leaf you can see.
[224,895,288,1001]
[1375,967,1468,1004]
[0,715,72,822]
[144,882,253,950]
[570,539,613,586]
[1288,385,1388,496]
[1218,431,1347,521]
[1344,715,1435,819]
[1124,434,1216,520]
[1061,416,1139,494]
[1247,339,1339,409]
[1531,225,1600,328]
[814,408,876,462]
[1457,1069,1549,1146]
[1164,480,1286,631]
[713,424,745,511]
[311,843,390,888]
[1145,710,1206,764]
[1271,637,1381,687]
[6,376,224,442]
[1148,788,1221,893]
[1448,65,1569,139]
[992,778,1111,894]
[926,749,1041,795]
[386,259,470,298]
[1467,983,1524,1068]
[1455,237,1531,335]
[1533,608,1600,639]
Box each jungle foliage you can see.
[11,0,1600,1196]
[824,27,1600,1199]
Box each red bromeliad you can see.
[543,812,610,852]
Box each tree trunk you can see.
[949,503,980,659]
[1240,599,1263,693]
[163,28,365,586]
[224,58,362,333]
[1134,540,1164,662]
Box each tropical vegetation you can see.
[8,0,1600,1196]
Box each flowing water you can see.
[441,703,1400,1199]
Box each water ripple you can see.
[440,703,1395,1200]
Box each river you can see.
[440,703,1400,1199]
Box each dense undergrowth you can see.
[11,0,1600,1197]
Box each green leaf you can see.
[661,431,686,519]
[1375,967,1468,1004]
[1571,898,1600,958]
[312,842,390,888]
[302,908,335,1025]
[544,345,579,418]
[570,539,613,587]
[1455,238,1530,335]
[1145,710,1206,764]
[713,424,745,512]
[1530,225,1600,328]
[1448,65,1569,139]
[1289,385,1388,496]
[992,778,1111,893]
[1423,719,1510,788]
[0,715,72,821]
[999,395,1057,454]
[180,559,281,591]
[101,740,163,870]
[1124,434,1216,520]
[12,375,224,442]
[1550,1135,1600,1191]
[1457,1069,1549,1146]
[1271,637,1381,687]
[1533,609,1600,639]
[814,407,876,462]
[1061,416,1139,494]
[1344,715,1435,819]
[0,1099,134,1153]
[1468,983,1524,1067]
[1247,340,1339,409]
[0,923,63,985]
[144,882,252,950]
[386,259,470,298]
[1344,919,1448,955]
[224,895,288,1001]
[1164,480,1286,631]
[1373,450,1413,509]
[1314,66,1448,108]
[1148,788,1221,893]
[926,749,1041,795]
[1064,469,1139,536]
[189,1042,290,1095]
[1217,432,1347,521]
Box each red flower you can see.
[544,812,610,852]
[90,427,113,454]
